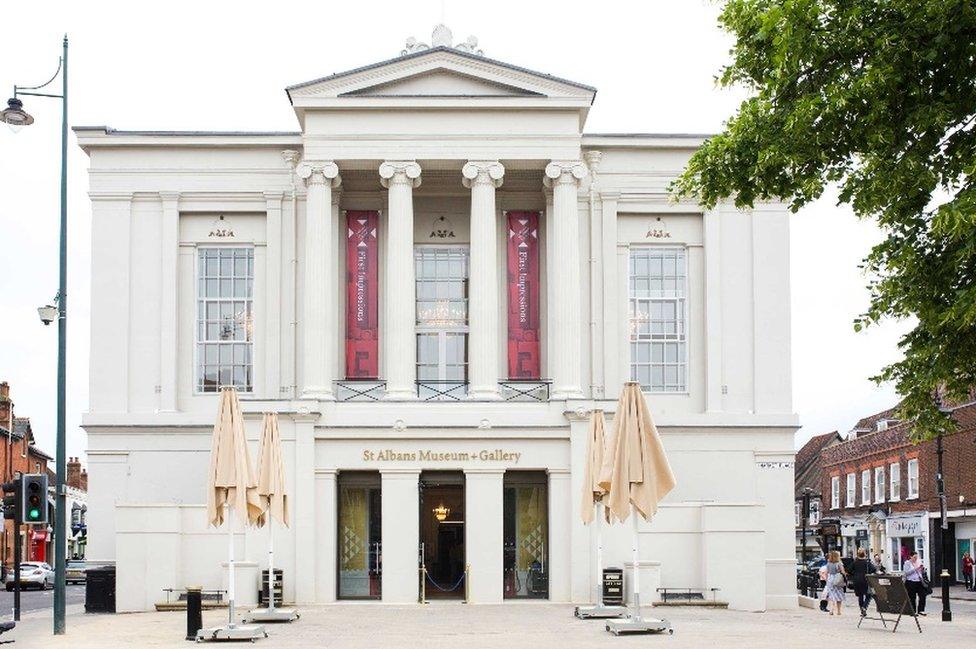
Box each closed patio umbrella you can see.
[199,387,266,642]
[246,413,298,623]
[575,410,627,619]
[599,382,676,635]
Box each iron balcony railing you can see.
[334,379,387,402]
[416,380,468,401]
[498,380,551,402]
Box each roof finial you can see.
[401,23,484,56]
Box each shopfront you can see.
[886,512,929,573]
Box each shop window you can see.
[846,473,856,507]
[196,247,254,393]
[629,248,687,392]
[889,462,901,501]
[831,476,840,509]
[907,459,919,499]
[503,471,548,599]
[337,472,382,599]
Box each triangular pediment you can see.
[287,47,595,103]
[342,69,543,97]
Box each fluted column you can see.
[380,161,422,399]
[544,160,588,399]
[297,161,341,399]
[462,160,504,400]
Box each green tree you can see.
[672,0,976,439]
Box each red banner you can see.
[506,211,541,379]
[345,211,379,378]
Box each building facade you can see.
[820,400,976,579]
[76,26,797,612]
[793,431,840,561]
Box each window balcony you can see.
[335,379,387,402]
[498,380,551,402]
[416,380,468,401]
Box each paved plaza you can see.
[11,598,976,648]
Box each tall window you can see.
[415,246,469,399]
[197,248,254,392]
[907,458,919,499]
[629,248,687,392]
[874,466,885,503]
[889,462,901,501]
[846,473,856,507]
[861,470,871,505]
[831,476,840,509]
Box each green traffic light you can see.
[29,509,40,520]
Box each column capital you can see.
[297,160,341,188]
[379,160,422,188]
[462,160,505,189]
[158,191,180,205]
[543,160,588,187]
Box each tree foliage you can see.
[672,0,976,439]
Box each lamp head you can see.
[0,97,34,132]
[37,304,57,326]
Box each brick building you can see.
[0,382,54,567]
[793,431,841,560]
[819,399,976,580]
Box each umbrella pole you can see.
[596,502,604,605]
[227,504,236,628]
[267,518,275,611]
[630,511,640,620]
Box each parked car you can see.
[4,562,55,591]
[66,560,87,584]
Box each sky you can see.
[0,0,907,465]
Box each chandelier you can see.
[433,504,450,522]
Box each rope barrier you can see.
[424,570,466,592]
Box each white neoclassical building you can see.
[77,25,797,613]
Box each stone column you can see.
[379,161,422,399]
[462,161,504,400]
[381,469,421,602]
[464,469,504,602]
[548,468,572,602]
[297,161,341,399]
[315,469,338,603]
[544,160,588,399]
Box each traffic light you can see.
[20,474,47,525]
[1,480,19,522]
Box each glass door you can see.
[503,471,549,599]
[337,472,382,599]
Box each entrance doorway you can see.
[419,471,466,599]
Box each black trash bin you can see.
[602,567,624,606]
[85,565,116,613]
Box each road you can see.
[0,583,85,614]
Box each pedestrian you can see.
[962,552,973,592]
[850,548,875,616]
[872,553,887,574]
[902,550,927,616]
[823,550,847,616]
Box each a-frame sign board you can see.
[858,574,922,633]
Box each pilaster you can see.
[464,468,504,602]
[380,469,421,602]
[264,191,283,398]
[315,469,338,602]
[158,192,180,412]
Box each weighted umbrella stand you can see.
[197,506,267,642]
[245,517,299,623]
[605,513,672,636]
[575,502,627,619]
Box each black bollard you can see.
[185,587,203,641]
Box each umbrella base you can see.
[574,604,629,619]
[605,616,672,636]
[244,607,300,623]
[196,623,268,642]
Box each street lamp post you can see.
[1,35,69,636]
[936,431,952,622]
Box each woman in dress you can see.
[823,550,847,616]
